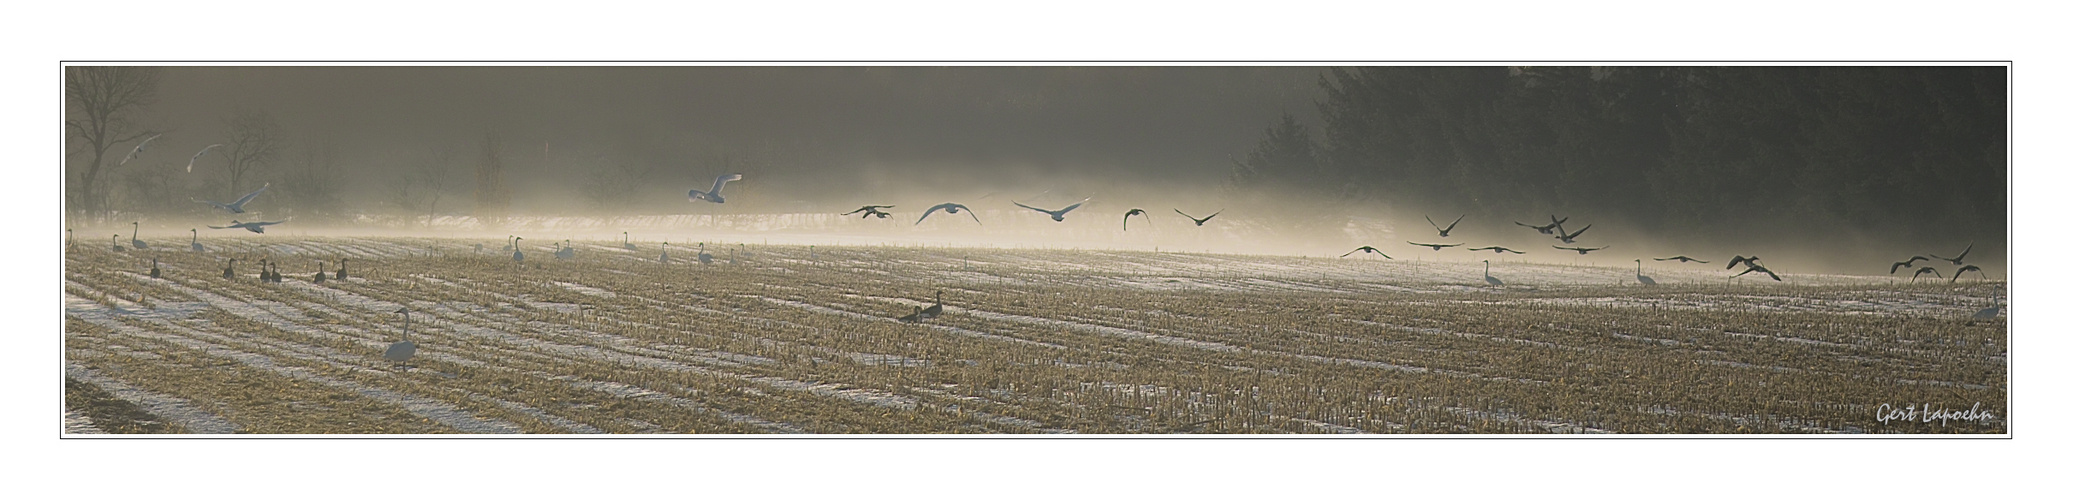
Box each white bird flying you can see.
[207,218,288,234]
[1014,198,1090,222]
[193,182,270,214]
[688,173,744,203]
[916,203,982,225]
[120,134,162,166]
[186,143,224,173]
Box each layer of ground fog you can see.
[63,236,2006,434]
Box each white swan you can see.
[1014,198,1090,222]
[916,203,982,225]
[193,182,270,214]
[120,134,162,166]
[207,218,287,234]
[185,143,223,173]
[688,173,743,203]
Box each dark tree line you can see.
[1238,66,2006,250]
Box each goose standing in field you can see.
[1408,241,1463,251]
[1469,246,1526,254]
[1014,198,1091,222]
[1931,243,1973,266]
[335,258,348,280]
[193,182,270,214]
[1890,256,1931,274]
[119,133,161,166]
[1123,208,1151,231]
[1553,245,1609,255]
[149,258,161,279]
[919,291,945,319]
[1425,214,1465,237]
[185,143,223,172]
[511,237,525,263]
[1341,246,1392,259]
[271,261,284,283]
[843,205,895,219]
[1655,256,1708,263]
[659,242,671,263]
[1912,266,1942,283]
[129,222,148,249]
[555,240,575,260]
[1973,296,2002,319]
[1634,259,1656,285]
[385,308,417,370]
[190,229,204,252]
[1174,209,1222,226]
[1951,265,1984,283]
[687,173,744,203]
[112,234,126,253]
[313,261,327,284]
[916,203,982,225]
[207,219,288,234]
[221,258,236,279]
[1483,260,1503,286]
[1553,223,1592,244]
[623,232,637,251]
[697,243,712,265]
[256,259,270,282]
[1735,263,1782,281]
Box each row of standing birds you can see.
[140,256,350,284]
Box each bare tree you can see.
[64,66,162,216]
[390,147,457,226]
[279,142,347,220]
[218,109,284,195]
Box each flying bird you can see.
[1174,209,1222,226]
[1425,214,1465,237]
[1554,223,1592,244]
[1407,241,1463,251]
[1123,208,1150,231]
[1469,246,1526,254]
[193,182,270,214]
[1341,246,1392,259]
[1911,267,1942,282]
[1515,215,1568,235]
[687,173,743,203]
[1014,198,1090,222]
[1951,265,1984,283]
[1654,256,1708,263]
[207,219,287,234]
[185,143,223,172]
[843,205,895,219]
[1736,264,1783,281]
[1726,255,1762,271]
[120,134,161,166]
[1931,243,1974,266]
[1553,245,1609,255]
[1890,256,1932,274]
[915,203,982,225]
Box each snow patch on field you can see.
[67,363,241,434]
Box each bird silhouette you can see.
[129,222,148,249]
[697,243,713,265]
[1123,208,1151,231]
[385,308,418,370]
[190,229,204,252]
[512,237,525,263]
[1426,214,1464,237]
[1736,264,1782,281]
[916,203,982,225]
[622,232,637,251]
[555,240,574,260]
[687,173,743,203]
[193,182,270,214]
[1726,255,1762,271]
[919,291,944,319]
[1341,246,1392,258]
[659,242,671,263]
[1408,241,1463,251]
[1655,256,1708,263]
[1951,265,1984,283]
[1515,215,1568,235]
[897,306,925,323]
[185,143,223,172]
[149,258,161,279]
[1912,267,1942,282]
[335,258,348,280]
[1174,209,1222,226]
[207,219,288,234]
[119,134,161,166]
[1554,223,1592,244]
[1483,260,1503,286]
[314,261,327,284]
[1635,259,1656,285]
[1014,198,1090,222]
[843,205,895,219]
[1931,243,1974,266]
[112,234,125,252]
[1553,245,1609,255]
[221,258,235,279]
[1469,246,1526,254]
[1890,256,1931,274]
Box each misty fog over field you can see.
[66,66,2007,275]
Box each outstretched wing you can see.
[965,207,983,225]
[1202,210,1221,222]
[1425,215,1440,230]
[1440,243,1463,248]
[842,207,868,215]
[1727,256,1748,270]
[251,219,288,227]
[193,198,230,210]
[121,134,161,165]
[915,204,948,225]
[1013,201,1047,214]
[1174,209,1195,220]
[231,183,271,208]
[1952,244,1973,262]
[1566,224,1592,239]
[1444,215,1464,232]
[709,173,743,197]
[1057,199,1089,214]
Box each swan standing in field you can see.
[512,237,525,263]
[1174,209,1222,226]
[221,258,236,279]
[1341,246,1392,259]
[1483,260,1503,286]
[190,229,204,252]
[1425,215,1465,237]
[1974,296,2002,319]
[555,241,574,260]
[120,134,162,166]
[1014,198,1091,222]
[659,242,671,263]
[385,308,418,370]
[128,222,149,249]
[916,203,982,225]
[207,219,288,234]
[112,234,126,252]
[1635,259,1656,285]
[623,232,637,251]
[193,183,271,214]
[503,235,515,252]
[185,143,223,172]
[697,243,712,265]
[687,173,744,203]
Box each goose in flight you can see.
[1341,246,1392,258]
[1931,243,1973,266]
[193,183,270,214]
[1123,208,1151,231]
[1174,209,1222,226]
[915,203,982,225]
[687,173,743,203]
[1014,198,1090,222]
[207,219,288,234]
[1554,223,1592,244]
[1515,215,1567,235]
[1655,256,1708,263]
[185,143,223,173]
[843,205,895,219]
[1407,241,1463,251]
[1469,246,1526,254]
[1890,256,1932,274]
[1425,214,1464,237]
[1951,264,1984,283]
[120,134,162,166]
[1736,264,1782,281]
[1911,267,1942,282]
[1726,255,1762,271]
[1553,245,1609,255]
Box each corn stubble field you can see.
[62,236,2007,434]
